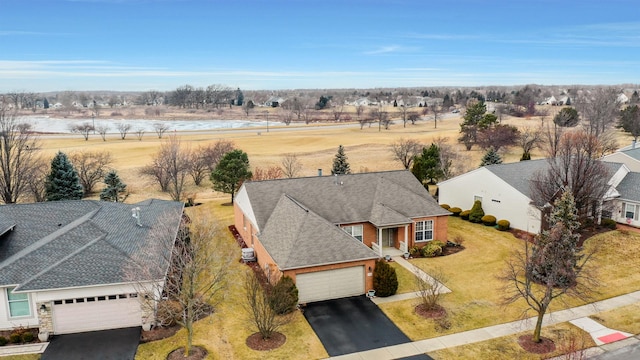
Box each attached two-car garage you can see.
[295,266,365,304]
[52,293,142,334]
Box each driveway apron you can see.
[41,327,140,360]
[304,296,432,359]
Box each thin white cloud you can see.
[363,45,420,55]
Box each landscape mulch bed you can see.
[245,332,286,351]
[414,304,447,320]
[140,325,181,343]
[517,334,556,354]
[167,345,208,360]
[511,226,614,247]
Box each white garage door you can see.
[296,266,365,303]
[53,294,142,334]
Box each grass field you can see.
[36,111,563,204]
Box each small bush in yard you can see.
[460,210,471,220]
[449,207,462,216]
[422,241,445,257]
[496,219,510,231]
[373,259,398,297]
[440,204,450,210]
[409,246,421,257]
[481,215,496,226]
[0,336,7,346]
[21,332,34,343]
[601,218,617,230]
[469,200,485,223]
[9,333,21,344]
[269,275,299,315]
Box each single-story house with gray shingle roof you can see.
[601,144,640,172]
[0,199,184,336]
[234,170,450,303]
[438,159,634,233]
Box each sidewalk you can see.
[0,342,49,357]
[328,290,640,359]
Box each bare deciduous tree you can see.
[117,123,132,140]
[433,136,464,180]
[243,271,294,340]
[24,157,48,202]
[0,107,42,203]
[252,166,284,181]
[69,150,113,195]
[517,126,543,160]
[70,122,95,141]
[280,109,293,126]
[187,147,209,186]
[280,153,303,178]
[153,136,190,202]
[95,124,109,141]
[201,140,236,173]
[153,122,169,139]
[129,214,234,357]
[476,124,520,152]
[531,131,611,221]
[414,266,448,311]
[429,102,442,129]
[390,138,422,169]
[575,87,620,137]
[135,127,145,141]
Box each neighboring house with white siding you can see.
[438,159,635,233]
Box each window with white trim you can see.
[625,203,638,220]
[6,288,31,317]
[342,225,363,242]
[415,220,433,242]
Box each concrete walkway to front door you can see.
[371,256,451,305]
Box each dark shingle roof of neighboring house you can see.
[0,199,184,292]
[616,172,640,202]
[483,159,548,199]
[483,159,623,200]
[620,147,640,161]
[259,195,378,270]
[243,170,450,230]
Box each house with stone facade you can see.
[0,199,184,338]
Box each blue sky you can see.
[1,0,639,92]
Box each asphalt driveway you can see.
[41,327,140,360]
[303,296,432,359]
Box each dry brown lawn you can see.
[38,109,573,205]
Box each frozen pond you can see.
[17,116,279,134]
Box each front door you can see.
[381,228,396,247]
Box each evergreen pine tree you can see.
[100,170,128,202]
[527,191,581,287]
[331,145,351,175]
[480,147,502,167]
[411,144,443,184]
[373,259,398,297]
[45,151,84,201]
[235,88,244,106]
